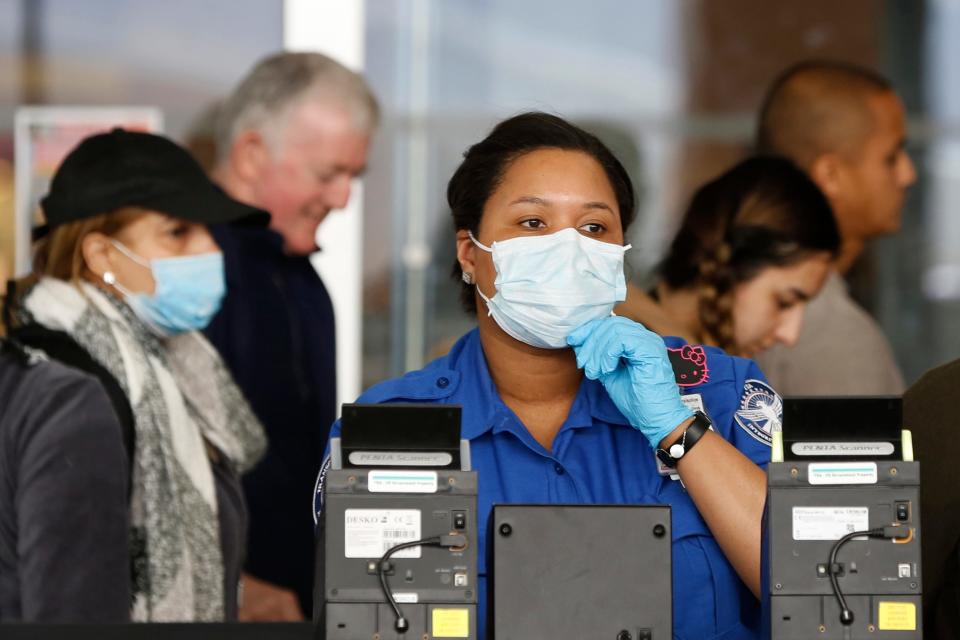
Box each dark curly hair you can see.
[447,112,636,313]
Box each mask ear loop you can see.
[110,239,152,269]
[465,231,495,316]
[466,230,492,253]
[103,240,159,305]
[616,243,633,317]
[102,270,169,337]
[105,239,157,299]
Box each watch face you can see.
[669,443,685,459]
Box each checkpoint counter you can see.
[2,398,923,640]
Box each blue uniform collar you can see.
[448,329,630,441]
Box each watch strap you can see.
[655,411,711,468]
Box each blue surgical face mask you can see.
[469,227,630,349]
[109,240,226,336]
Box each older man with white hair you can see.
[205,52,378,621]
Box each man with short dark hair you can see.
[205,52,379,620]
[754,60,916,395]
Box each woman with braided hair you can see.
[618,155,841,358]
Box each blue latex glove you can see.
[567,316,693,449]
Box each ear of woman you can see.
[455,229,478,284]
[80,231,113,281]
[81,230,157,296]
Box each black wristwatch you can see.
[655,411,712,468]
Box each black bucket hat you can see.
[37,128,269,237]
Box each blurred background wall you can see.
[1,0,957,396]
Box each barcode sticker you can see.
[792,507,869,541]
[344,509,422,558]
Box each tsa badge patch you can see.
[313,455,331,526]
[668,344,709,387]
[734,379,782,446]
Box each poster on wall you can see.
[12,106,164,277]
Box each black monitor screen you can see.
[340,403,462,469]
[781,396,902,461]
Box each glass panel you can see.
[362,0,948,389]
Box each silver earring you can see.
[461,271,474,285]
[103,271,117,286]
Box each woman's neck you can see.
[477,315,582,450]
[653,282,704,344]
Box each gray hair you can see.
[216,51,379,164]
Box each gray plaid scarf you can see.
[20,278,265,621]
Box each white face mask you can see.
[470,227,631,349]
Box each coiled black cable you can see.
[827,526,909,626]
[377,534,466,633]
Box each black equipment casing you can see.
[489,504,672,640]
[316,468,478,639]
[767,460,922,638]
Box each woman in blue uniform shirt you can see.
[318,113,835,639]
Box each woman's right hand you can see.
[567,316,692,449]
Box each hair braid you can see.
[696,243,739,354]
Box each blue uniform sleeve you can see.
[725,358,777,469]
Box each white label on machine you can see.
[792,506,869,540]
[344,509,422,558]
[349,451,453,467]
[792,442,894,456]
[393,592,419,604]
[808,462,878,485]
[368,470,438,493]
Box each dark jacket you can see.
[904,358,960,639]
[205,225,337,614]
[7,324,250,621]
[0,340,131,622]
